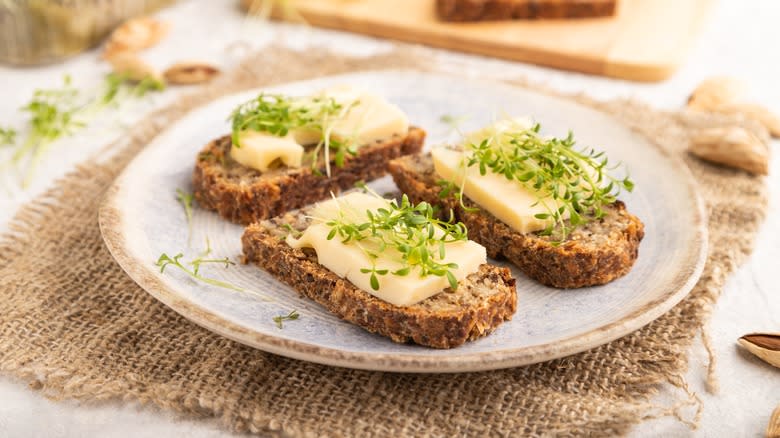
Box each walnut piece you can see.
[689,126,769,175]
[163,62,221,85]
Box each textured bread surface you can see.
[388,153,644,288]
[436,0,617,22]
[193,127,425,225]
[241,207,517,349]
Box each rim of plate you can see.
[98,70,708,373]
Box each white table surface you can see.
[1,1,778,436]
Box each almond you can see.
[163,62,220,85]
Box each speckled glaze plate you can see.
[99,71,707,373]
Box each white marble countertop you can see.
[1,0,778,436]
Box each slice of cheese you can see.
[292,126,321,146]
[432,147,567,234]
[291,87,409,146]
[286,192,486,307]
[319,86,410,145]
[230,131,303,172]
[464,116,534,146]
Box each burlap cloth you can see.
[0,46,768,437]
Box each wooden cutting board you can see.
[268,0,715,82]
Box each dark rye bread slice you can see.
[388,153,644,288]
[241,208,517,349]
[436,0,617,22]
[193,127,425,225]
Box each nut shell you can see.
[103,17,170,57]
[738,333,780,368]
[164,62,220,85]
[689,126,769,175]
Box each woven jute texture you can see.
[0,46,768,437]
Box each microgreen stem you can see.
[176,188,194,244]
[273,309,300,329]
[156,239,243,292]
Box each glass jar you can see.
[0,0,176,65]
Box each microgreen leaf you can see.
[369,272,380,290]
[0,127,16,147]
[445,271,458,291]
[280,223,303,241]
[273,309,300,329]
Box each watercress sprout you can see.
[156,239,242,292]
[273,309,300,329]
[317,186,468,292]
[228,92,359,177]
[442,119,634,240]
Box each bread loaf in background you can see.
[436,0,617,22]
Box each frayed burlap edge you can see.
[0,44,768,437]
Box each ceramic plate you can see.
[99,71,707,372]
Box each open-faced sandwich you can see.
[388,117,644,288]
[194,86,425,225]
[241,191,517,348]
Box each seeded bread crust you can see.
[388,153,644,288]
[241,207,517,349]
[193,127,425,225]
[436,0,617,21]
